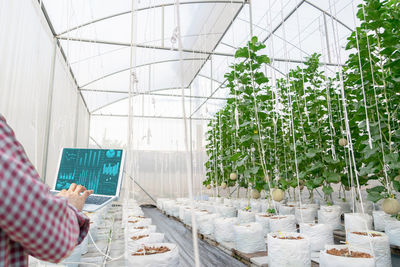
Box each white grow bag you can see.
[279,205,296,215]
[345,213,373,232]
[319,245,375,267]
[385,219,400,246]
[237,209,255,223]
[250,200,262,213]
[255,213,272,236]
[355,201,373,215]
[127,233,165,247]
[126,243,179,267]
[269,215,296,233]
[299,223,333,251]
[214,217,238,243]
[318,206,342,230]
[373,211,396,232]
[127,218,152,228]
[128,225,157,235]
[234,222,266,253]
[179,206,189,221]
[267,232,310,267]
[215,205,236,218]
[334,200,351,213]
[348,231,391,267]
[198,214,220,235]
[295,207,317,223]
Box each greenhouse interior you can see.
[1,0,400,266]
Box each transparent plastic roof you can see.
[42,0,361,117]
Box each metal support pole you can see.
[42,38,57,183]
[161,6,165,48]
[248,0,253,37]
[73,92,80,147]
[323,13,332,63]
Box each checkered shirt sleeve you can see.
[0,115,90,266]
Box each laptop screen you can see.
[55,148,124,196]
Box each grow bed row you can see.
[162,210,320,267]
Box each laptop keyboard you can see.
[84,195,112,205]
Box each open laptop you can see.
[51,148,126,212]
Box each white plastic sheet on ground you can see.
[385,220,400,246]
[126,243,179,267]
[348,231,391,267]
[233,222,266,253]
[267,232,311,267]
[319,245,375,267]
[214,217,238,243]
[345,213,373,232]
[269,215,296,233]
[300,223,333,251]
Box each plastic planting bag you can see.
[269,215,296,233]
[318,206,342,230]
[237,209,255,223]
[345,213,373,232]
[128,225,156,234]
[348,231,391,267]
[355,201,373,215]
[184,208,193,226]
[127,233,165,247]
[127,218,152,227]
[194,210,209,225]
[295,207,317,223]
[373,211,396,232]
[279,205,295,215]
[126,243,179,267]
[250,200,261,213]
[300,223,333,251]
[214,217,238,243]
[267,232,311,267]
[233,223,266,253]
[255,213,272,236]
[319,245,375,267]
[334,200,351,214]
[215,205,236,218]
[385,220,400,246]
[198,214,220,235]
[179,206,189,221]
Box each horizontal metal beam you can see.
[262,0,306,43]
[57,1,245,36]
[304,0,353,31]
[80,88,226,100]
[79,57,206,88]
[91,114,211,121]
[57,36,234,57]
[58,36,341,67]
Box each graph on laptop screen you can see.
[56,148,123,195]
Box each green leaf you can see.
[230,152,241,162]
[366,186,386,194]
[326,172,341,183]
[367,191,383,203]
[322,185,334,196]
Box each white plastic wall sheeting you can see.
[0,1,89,183]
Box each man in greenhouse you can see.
[0,114,93,266]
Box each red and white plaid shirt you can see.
[0,114,90,266]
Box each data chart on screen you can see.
[56,148,123,195]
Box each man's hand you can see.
[57,183,93,211]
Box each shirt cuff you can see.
[67,204,90,245]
